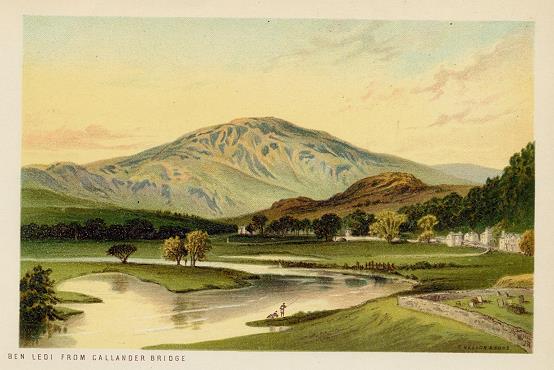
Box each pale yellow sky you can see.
[22,18,533,168]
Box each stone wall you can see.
[397,289,533,352]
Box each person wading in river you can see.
[280,302,287,317]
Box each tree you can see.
[162,236,188,265]
[344,209,374,236]
[312,213,342,241]
[20,265,61,341]
[245,223,256,235]
[519,229,534,256]
[186,230,211,267]
[251,214,268,236]
[370,210,407,243]
[84,218,107,240]
[278,216,296,236]
[300,218,312,235]
[417,214,438,243]
[124,218,155,240]
[106,244,137,263]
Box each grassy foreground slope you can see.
[146,297,523,353]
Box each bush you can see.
[20,265,60,342]
[519,230,534,256]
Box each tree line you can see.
[400,142,534,233]
[245,209,409,243]
[21,217,236,241]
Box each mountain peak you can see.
[22,117,471,218]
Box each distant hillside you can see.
[21,188,236,232]
[22,117,470,218]
[431,163,501,184]
[228,172,472,224]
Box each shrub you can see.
[519,229,534,256]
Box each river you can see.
[25,258,412,348]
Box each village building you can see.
[238,225,257,236]
[445,232,464,247]
[463,231,480,244]
[498,231,522,253]
[480,227,494,247]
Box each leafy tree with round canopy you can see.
[519,229,534,256]
[162,236,189,265]
[20,265,61,342]
[106,244,137,263]
[251,214,268,236]
[312,213,342,241]
[344,209,375,236]
[417,214,438,243]
[300,218,312,235]
[370,210,407,243]
[186,230,211,267]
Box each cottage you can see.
[238,225,257,236]
[445,232,463,247]
[480,227,494,247]
[498,231,522,253]
[463,231,480,244]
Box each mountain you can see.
[22,117,470,218]
[431,163,502,184]
[228,172,472,223]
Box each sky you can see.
[22,17,534,169]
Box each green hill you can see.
[21,188,234,230]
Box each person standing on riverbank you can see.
[280,302,287,317]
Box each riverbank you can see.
[145,296,523,353]
[22,237,534,293]
[20,261,258,304]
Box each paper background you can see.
[1,1,553,369]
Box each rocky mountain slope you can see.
[22,117,470,218]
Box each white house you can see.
[498,231,522,253]
[463,231,480,244]
[238,225,257,236]
[445,232,464,247]
[480,227,494,247]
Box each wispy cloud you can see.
[412,28,532,101]
[265,22,399,70]
[429,108,514,127]
[23,124,146,151]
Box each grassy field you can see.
[21,236,534,292]
[146,296,523,353]
[444,294,533,332]
[20,261,257,295]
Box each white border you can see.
[1,1,553,369]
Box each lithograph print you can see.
[20,17,534,353]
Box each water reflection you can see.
[30,266,411,349]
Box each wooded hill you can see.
[226,172,472,225]
[400,142,534,233]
